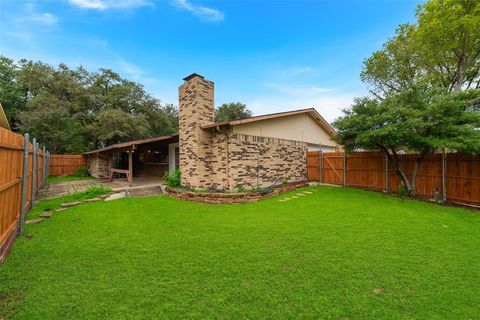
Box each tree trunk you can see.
[411,152,427,197]
[383,148,413,196]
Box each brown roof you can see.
[84,133,179,155]
[0,103,11,130]
[201,108,336,136]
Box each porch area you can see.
[85,134,179,187]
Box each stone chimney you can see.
[178,73,215,189]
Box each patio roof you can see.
[84,133,179,155]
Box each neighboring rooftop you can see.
[0,103,11,130]
[201,108,336,136]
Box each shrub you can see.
[396,184,408,197]
[164,169,181,187]
[70,185,112,200]
[74,167,90,177]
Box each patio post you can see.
[343,151,347,187]
[128,149,133,187]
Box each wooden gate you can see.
[307,151,344,185]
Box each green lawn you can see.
[47,175,95,182]
[1,186,479,319]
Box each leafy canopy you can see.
[0,56,179,153]
[214,102,252,122]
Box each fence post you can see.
[319,145,323,183]
[31,138,37,208]
[442,148,447,202]
[46,151,50,182]
[36,142,40,194]
[385,154,389,193]
[42,146,46,186]
[18,133,30,235]
[343,151,347,187]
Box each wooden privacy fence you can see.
[49,154,87,176]
[0,128,50,264]
[307,151,480,207]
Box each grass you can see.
[23,185,112,220]
[47,175,95,182]
[1,186,479,319]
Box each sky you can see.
[0,0,422,122]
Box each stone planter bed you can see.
[164,181,308,204]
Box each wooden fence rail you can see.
[307,151,480,207]
[0,128,50,264]
[49,154,87,176]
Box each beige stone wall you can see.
[88,154,109,178]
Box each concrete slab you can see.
[104,192,126,201]
[26,218,44,224]
[60,201,83,208]
[39,211,53,218]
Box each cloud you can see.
[18,12,59,25]
[263,82,336,96]
[236,82,365,123]
[115,57,144,80]
[172,0,224,22]
[68,0,153,10]
[245,92,359,124]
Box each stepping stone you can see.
[104,192,126,201]
[283,197,291,200]
[55,208,69,212]
[303,191,313,194]
[291,196,298,199]
[296,193,306,196]
[25,218,44,225]
[85,197,101,202]
[278,199,287,202]
[39,211,53,218]
[60,201,83,208]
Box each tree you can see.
[361,0,480,97]
[0,55,180,152]
[0,57,26,128]
[333,87,480,196]
[17,94,85,153]
[87,108,151,146]
[214,102,252,122]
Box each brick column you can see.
[178,74,214,189]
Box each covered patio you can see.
[84,134,179,187]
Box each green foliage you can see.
[69,185,112,200]
[396,184,408,197]
[214,102,252,122]
[47,175,94,182]
[74,167,90,177]
[1,187,478,318]
[0,56,179,152]
[334,87,480,195]
[362,0,480,97]
[164,169,181,187]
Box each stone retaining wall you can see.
[164,181,308,204]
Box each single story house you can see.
[0,103,11,130]
[86,73,339,190]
